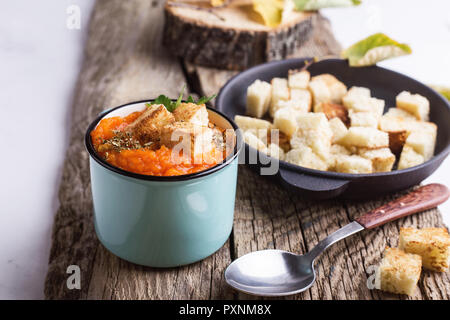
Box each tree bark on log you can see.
[163,4,316,70]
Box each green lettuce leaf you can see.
[293,0,361,11]
[146,86,216,112]
[341,33,412,67]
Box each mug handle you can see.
[278,168,350,199]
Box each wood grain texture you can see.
[163,4,315,70]
[356,184,450,229]
[44,0,450,300]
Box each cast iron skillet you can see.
[216,58,450,200]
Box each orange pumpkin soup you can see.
[91,110,226,176]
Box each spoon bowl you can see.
[225,250,316,296]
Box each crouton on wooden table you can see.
[399,228,450,272]
[375,247,422,296]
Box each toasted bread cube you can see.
[243,131,267,152]
[285,145,328,171]
[160,122,213,160]
[342,86,371,110]
[388,130,409,156]
[246,79,272,118]
[311,74,347,104]
[398,145,424,169]
[328,144,351,169]
[272,97,310,116]
[264,143,286,160]
[379,116,437,145]
[288,69,310,89]
[173,102,209,126]
[308,79,330,106]
[128,104,175,143]
[274,107,301,137]
[396,91,430,121]
[338,127,389,149]
[331,144,351,155]
[384,107,416,120]
[399,228,450,272]
[329,117,348,143]
[375,247,422,296]
[345,86,371,99]
[234,115,273,132]
[344,96,384,117]
[358,147,395,172]
[350,111,378,128]
[270,78,290,116]
[333,154,372,174]
[404,131,436,161]
[290,88,312,111]
[293,113,332,160]
[314,102,350,125]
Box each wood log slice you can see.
[163,3,316,70]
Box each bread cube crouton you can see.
[337,127,389,149]
[127,104,175,143]
[314,102,350,125]
[160,122,213,160]
[404,131,436,161]
[293,113,332,160]
[384,107,416,120]
[345,86,371,99]
[398,146,424,170]
[344,96,385,117]
[308,79,330,106]
[285,145,328,171]
[358,148,395,172]
[270,78,290,116]
[350,111,378,128]
[234,115,273,132]
[290,88,312,111]
[396,91,430,121]
[272,96,310,116]
[310,74,347,104]
[331,144,351,156]
[273,107,302,137]
[288,69,310,89]
[328,144,351,169]
[246,79,272,118]
[329,117,348,143]
[399,228,450,272]
[333,154,372,174]
[342,86,371,110]
[173,102,209,126]
[375,247,422,296]
[263,143,286,160]
[243,131,267,152]
[246,80,272,118]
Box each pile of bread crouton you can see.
[235,68,437,173]
[375,227,450,296]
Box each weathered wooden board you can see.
[44,0,450,300]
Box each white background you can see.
[0,0,448,299]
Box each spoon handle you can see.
[355,184,449,229]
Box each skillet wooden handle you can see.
[355,184,450,229]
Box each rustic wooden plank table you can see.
[44,0,450,300]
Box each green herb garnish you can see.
[146,86,217,112]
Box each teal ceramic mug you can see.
[85,100,243,267]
